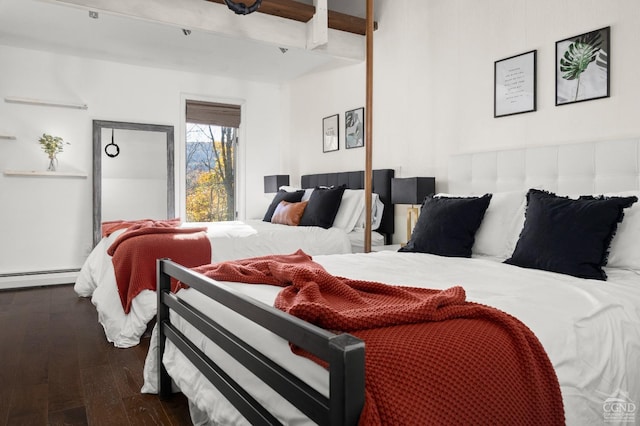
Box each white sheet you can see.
[74,220,351,347]
[347,229,385,253]
[142,251,640,426]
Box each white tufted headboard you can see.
[448,139,640,195]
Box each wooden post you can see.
[364,0,374,253]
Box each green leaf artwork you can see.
[559,30,604,101]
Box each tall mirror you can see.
[93,120,175,246]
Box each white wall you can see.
[0,45,284,277]
[287,64,367,179]
[4,0,640,275]
[286,0,640,242]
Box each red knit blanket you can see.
[192,250,565,425]
[108,221,211,313]
[101,218,181,237]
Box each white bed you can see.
[143,250,640,425]
[75,169,395,348]
[74,220,352,348]
[141,139,640,425]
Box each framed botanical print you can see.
[556,26,610,106]
[345,107,364,149]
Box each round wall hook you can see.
[105,128,120,158]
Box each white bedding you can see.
[346,228,385,253]
[142,251,640,425]
[74,220,351,347]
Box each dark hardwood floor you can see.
[0,284,191,426]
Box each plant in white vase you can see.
[38,133,69,171]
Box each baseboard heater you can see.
[0,268,80,290]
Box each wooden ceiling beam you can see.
[205,0,374,35]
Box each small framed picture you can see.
[556,26,610,106]
[345,107,364,149]
[494,50,537,117]
[322,114,339,153]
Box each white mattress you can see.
[142,251,640,425]
[74,220,351,347]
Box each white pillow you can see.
[435,192,526,260]
[470,188,639,267]
[301,188,314,201]
[355,193,384,231]
[371,196,384,230]
[471,190,527,259]
[332,189,366,232]
[280,185,314,201]
[599,191,640,270]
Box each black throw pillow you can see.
[299,185,347,228]
[504,189,637,280]
[399,194,492,257]
[263,190,305,222]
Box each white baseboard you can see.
[0,270,79,290]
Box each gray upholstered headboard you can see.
[301,169,395,244]
[448,139,640,195]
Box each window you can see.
[185,100,240,222]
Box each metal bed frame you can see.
[156,258,366,425]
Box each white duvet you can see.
[74,220,351,348]
[142,251,640,426]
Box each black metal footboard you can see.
[156,259,365,425]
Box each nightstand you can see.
[371,244,402,252]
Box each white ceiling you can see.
[0,0,369,84]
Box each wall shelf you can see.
[4,96,88,110]
[0,135,17,140]
[3,170,87,178]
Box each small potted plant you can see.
[38,133,69,171]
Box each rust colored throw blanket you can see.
[107,220,211,313]
[191,250,565,425]
[101,218,182,237]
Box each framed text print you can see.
[494,50,537,118]
[322,114,339,153]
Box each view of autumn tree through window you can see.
[185,122,236,222]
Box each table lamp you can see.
[263,175,290,193]
[391,177,436,242]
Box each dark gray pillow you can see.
[505,189,637,280]
[299,185,346,229]
[399,194,492,257]
[263,190,305,222]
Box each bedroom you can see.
[1,0,640,424]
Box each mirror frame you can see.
[92,120,175,246]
